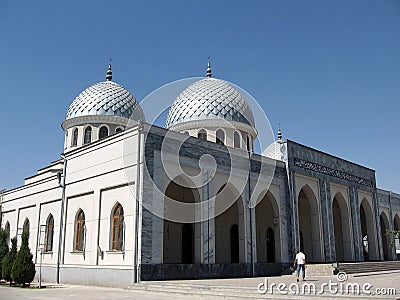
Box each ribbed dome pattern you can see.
[165,78,255,128]
[66,81,143,120]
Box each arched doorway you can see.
[360,198,378,261]
[182,224,194,264]
[394,214,400,259]
[163,179,200,264]
[332,193,352,261]
[230,224,239,263]
[255,191,280,263]
[380,212,390,261]
[215,184,245,263]
[266,228,275,263]
[298,185,323,262]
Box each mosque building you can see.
[0,62,399,287]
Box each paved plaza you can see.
[0,270,399,299]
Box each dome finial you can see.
[106,58,112,81]
[277,124,283,142]
[206,56,212,78]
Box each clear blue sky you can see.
[0,1,399,192]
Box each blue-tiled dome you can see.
[65,64,144,121]
[165,78,255,128]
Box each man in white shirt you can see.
[293,250,306,282]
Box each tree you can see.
[11,228,36,287]
[0,228,9,280]
[2,236,17,285]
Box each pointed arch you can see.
[234,131,241,148]
[332,192,353,261]
[74,209,85,251]
[215,183,245,263]
[380,211,390,260]
[297,184,323,262]
[360,198,378,261]
[198,129,207,141]
[394,214,400,257]
[111,203,124,251]
[99,125,109,139]
[255,190,281,263]
[72,128,78,146]
[45,214,54,252]
[216,129,225,145]
[4,221,10,246]
[83,126,92,144]
[163,176,200,264]
[23,218,30,237]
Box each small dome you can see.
[165,77,255,128]
[66,78,143,121]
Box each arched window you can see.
[4,222,10,246]
[216,129,225,145]
[23,218,30,237]
[115,127,123,133]
[72,128,78,147]
[74,209,85,251]
[246,135,251,151]
[84,126,92,145]
[198,129,207,141]
[234,131,241,148]
[99,126,109,140]
[111,203,124,251]
[45,214,54,252]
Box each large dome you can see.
[165,77,255,128]
[65,70,143,121]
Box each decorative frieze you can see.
[293,158,374,187]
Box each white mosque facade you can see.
[1,63,400,287]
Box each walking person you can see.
[293,250,306,282]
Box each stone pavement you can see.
[0,270,399,299]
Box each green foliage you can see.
[0,228,9,279]
[11,228,36,286]
[386,229,400,247]
[2,236,17,283]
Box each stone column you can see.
[288,171,298,255]
[202,170,215,264]
[349,186,362,261]
[373,191,384,261]
[319,178,332,262]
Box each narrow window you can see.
[246,135,251,151]
[111,203,124,251]
[45,214,54,252]
[84,126,92,145]
[74,209,85,251]
[216,129,225,145]
[72,128,78,147]
[198,129,207,141]
[23,218,30,238]
[234,131,241,148]
[4,222,10,246]
[115,127,123,133]
[99,126,109,140]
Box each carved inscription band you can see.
[294,158,374,187]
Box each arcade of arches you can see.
[161,178,400,267]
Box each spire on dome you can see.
[277,126,282,142]
[106,58,112,81]
[206,57,212,78]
